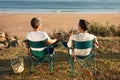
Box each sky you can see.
[0,0,120,2]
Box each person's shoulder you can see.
[86,32,94,36]
[42,32,49,36]
[88,33,96,38]
[38,31,47,34]
[70,33,79,39]
[26,31,33,39]
[39,31,50,37]
[43,31,47,34]
[27,31,32,36]
[73,33,81,37]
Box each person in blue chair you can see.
[26,17,57,56]
[67,19,98,57]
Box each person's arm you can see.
[67,36,72,48]
[44,32,58,44]
[94,37,99,48]
[67,35,76,60]
[47,39,58,44]
[67,35,73,55]
[44,32,51,40]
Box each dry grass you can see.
[0,37,120,80]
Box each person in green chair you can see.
[25,17,58,74]
[67,19,99,77]
[26,17,57,57]
[67,19,98,57]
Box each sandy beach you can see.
[0,13,120,39]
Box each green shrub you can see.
[49,22,120,40]
[49,28,77,41]
[89,22,120,37]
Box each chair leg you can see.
[92,57,96,76]
[48,56,53,75]
[70,57,75,77]
[28,56,34,74]
[88,55,96,79]
[50,60,53,75]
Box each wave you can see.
[0,9,120,14]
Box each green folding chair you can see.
[27,39,53,75]
[69,39,96,78]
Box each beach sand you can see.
[0,13,120,39]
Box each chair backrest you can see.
[72,39,94,49]
[27,39,48,48]
[27,39,49,58]
[72,39,95,59]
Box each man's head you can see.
[31,17,42,29]
[78,19,89,32]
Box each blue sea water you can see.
[0,0,120,14]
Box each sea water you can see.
[0,0,120,14]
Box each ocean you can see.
[0,0,120,14]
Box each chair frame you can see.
[27,39,53,75]
[69,39,96,78]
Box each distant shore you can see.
[0,13,120,39]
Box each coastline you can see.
[0,13,120,39]
[0,9,120,14]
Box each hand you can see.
[68,32,73,39]
[46,39,57,44]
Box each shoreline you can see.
[0,10,120,14]
[0,13,120,39]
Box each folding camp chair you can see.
[62,41,96,78]
[69,39,96,78]
[27,39,54,75]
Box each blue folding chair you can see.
[27,39,54,75]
